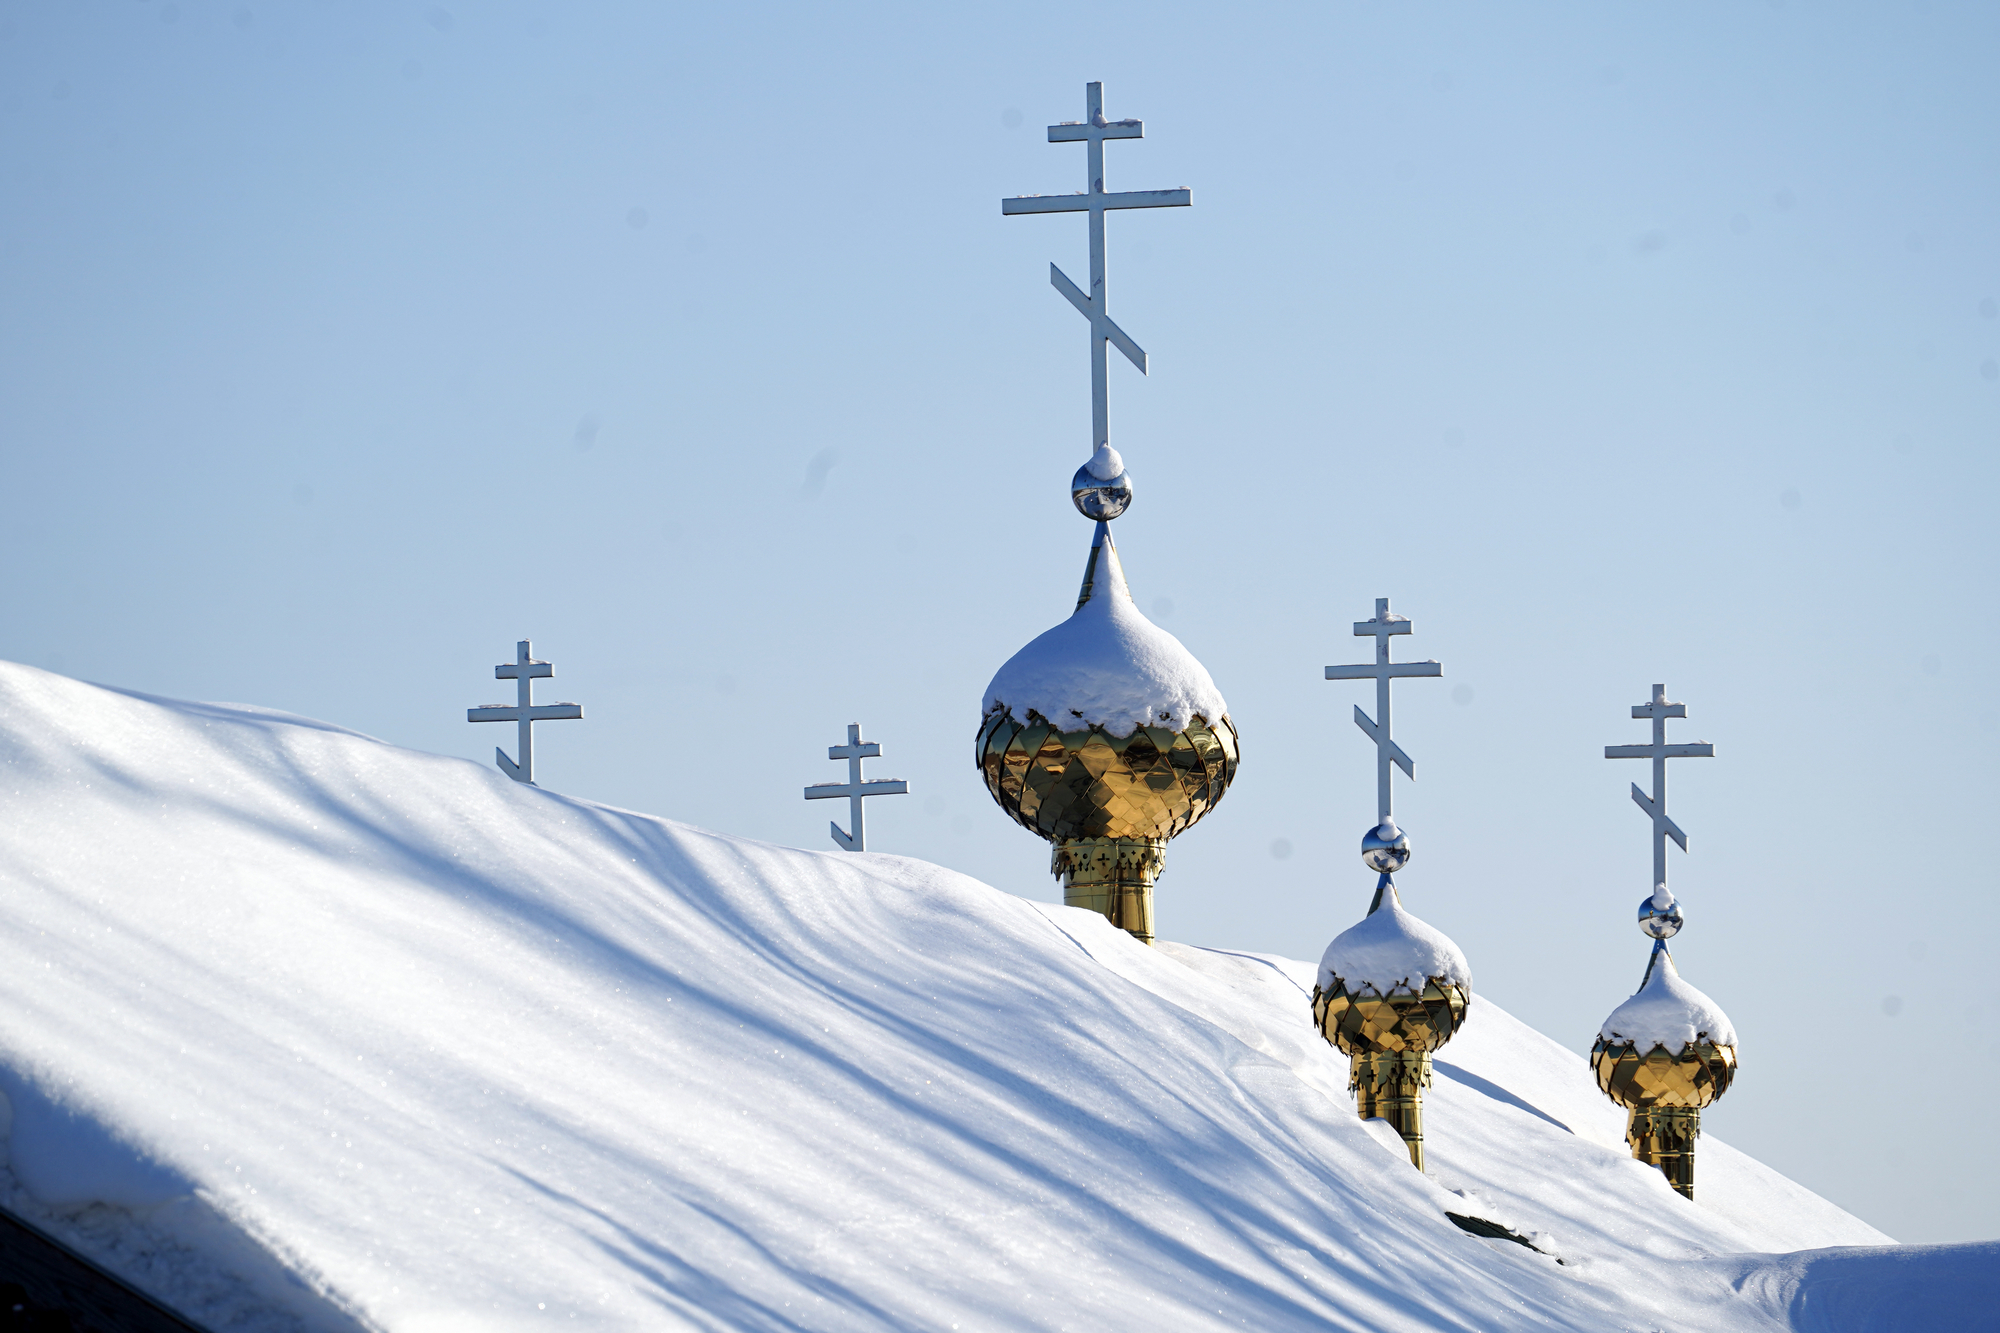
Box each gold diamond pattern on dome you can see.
[977,710,1238,844]
[1312,976,1470,1171]
[1590,1037,1737,1111]
[976,708,1238,946]
[1589,1037,1737,1199]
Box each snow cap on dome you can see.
[1085,444,1125,480]
[1317,887,1471,995]
[1597,949,1737,1051]
[983,524,1228,738]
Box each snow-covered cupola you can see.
[1589,685,1739,1200]
[977,83,1237,945]
[977,513,1238,944]
[1311,598,1471,1173]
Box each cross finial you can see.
[467,639,583,785]
[1605,682,1714,901]
[1002,81,1191,457]
[1325,597,1442,831]
[803,723,910,852]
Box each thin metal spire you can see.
[467,640,583,785]
[1002,81,1190,456]
[1325,598,1443,828]
[1605,683,1714,900]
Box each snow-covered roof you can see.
[0,661,1908,1332]
[1598,949,1739,1051]
[983,526,1227,737]
[1317,888,1472,995]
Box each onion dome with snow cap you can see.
[978,509,1238,946]
[1312,877,1472,1173]
[986,93,1235,945]
[1310,597,1468,1170]
[1593,685,1734,1200]
[1590,887,1739,1201]
[1314,883,1473,1055]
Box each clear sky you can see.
[2,1,1995,1245]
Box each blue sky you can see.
[2,1,1996,1243]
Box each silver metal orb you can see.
[1071,460,1134,520]
[1361,821,1411,875]
[1637,893,1684,940]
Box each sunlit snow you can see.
[0,661,1990,1332]
[982,531,1227,736]
[1599,948,1740,1050]
[1316,888,1472,995]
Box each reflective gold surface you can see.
[1350,1050,1434,1170]
[976,712,1235,944]
[1312,976,1470,1171]
[1054,837,1165,943]
[1589,1037,1737,1200]
[977,711,1239,844]
[1626,1106,1702,1198]
[977,526,1239,944]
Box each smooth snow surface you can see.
[1599,948,1740,1050]
[1316,889,1472,995]
[1084,444,1124,480]
[1718,1241,2000,1331]
[982,530,1228,736]
[1,660,1976,1333]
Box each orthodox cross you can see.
[1605,683,1713,896]
[1325,599,1443,828]
[804,723,909,852]
[467,640,583,785]
[1002,80,1191,454]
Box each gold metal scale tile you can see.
[1312,975,1471,1171]
[977,709,1238,944]
[976,526,1239,945]
[980,713,1238,845]
[1589,1038,1738,1199]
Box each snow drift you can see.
[0,660,1987,1332]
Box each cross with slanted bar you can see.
[804,723,909,852]
[1605,683,1714,896]
[1002,81,1190,455]
[1325,599,1443,827]
[467,640,583,785]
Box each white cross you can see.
[467,640,583,785]
[1605,683,1714,896]
[1002,81,1191,455]
[803,723,909,852]
[1325,598,1443,827]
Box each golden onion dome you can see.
[1590,944,1739,1108]
[1589,943,1739,1198]
[1310,884,1471,1170]
[977,523,1237,942]
[1313,887,1472,1058]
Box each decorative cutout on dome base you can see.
[1052,837,1166,943]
